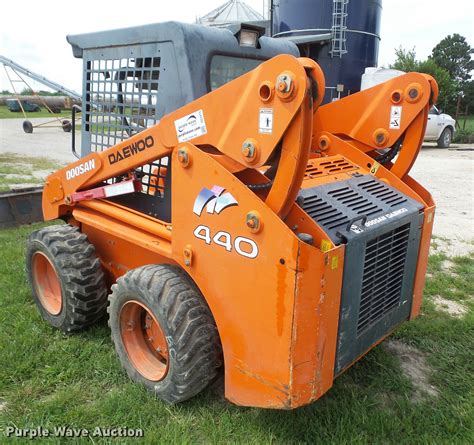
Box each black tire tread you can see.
[437,127,452,148]
[26,225,107,332]
[108,264,222,403]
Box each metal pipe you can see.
[77,199,172,241]
[272,28,381,40]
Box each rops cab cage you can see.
[67,22,298,222]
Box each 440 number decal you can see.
[193,225,258,259]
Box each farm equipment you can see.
[26,22,437,409]
[0,55,81,133]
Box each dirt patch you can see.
[441,259,454,272]
[384,339,438,402]
[432,295,468,317]
[430,237,473,258]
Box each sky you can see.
[0,0,472,94]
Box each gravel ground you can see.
[0,118,78,164]
[1,118,473,255]
[410,145,474,256]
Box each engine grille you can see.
[357,224,411,334]
[302,195,350,231]
[304,156,358,179]
[300,175,424,375]
[357,178,408,208]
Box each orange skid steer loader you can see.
[26,23,437,409]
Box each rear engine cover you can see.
[299,173,424,374]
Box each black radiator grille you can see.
[302,195,350,230]
[357,178,408,207]
[327,186,382,216]
[357,224,411,334]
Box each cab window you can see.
[209,56,263,91]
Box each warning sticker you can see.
[321,239,332,252]
[389,106,402,129]
[370,161,381,175]
[259,108,273,134]
[175,110,207,143]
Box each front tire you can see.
[437,127,452,148]
[62,120,72,132]
[26,225,108,332]
[108,264,222,403]
[23,120,33,133]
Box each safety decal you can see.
[370,161,381,175]
[321,239,332,252]
[175,109,207,143]
[193,185,238,216]
[389,106,402,129]
[259,108,273,134]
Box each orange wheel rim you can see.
[120,300,169,381]
[32,252,62,315]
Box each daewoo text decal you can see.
[108,135,154,165]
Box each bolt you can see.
[376,133,385,144]
[177,148,190,166]
[409,88,418,99]
[242,140,256,159]
[184,259,191,266]
[246,211,262,232]
[277,74,292,94]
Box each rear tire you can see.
[437,127,452,148]
[26,225,108,332]
[108,264,222,403]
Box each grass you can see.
[0,153,63,192]
[0,223,473,444]
[0,105,71,120]
[457,114,474,133]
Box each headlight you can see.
[239,30,259,47]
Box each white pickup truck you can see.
[361,68,456,148]
[425,105,456,148]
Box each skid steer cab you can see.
[27,21,438,409]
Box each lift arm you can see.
[43,55,325,220]
[312,72,439,179]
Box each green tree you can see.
[417,59,458,112]
[20,87,34,95]
[431,34,474,84]
[391,47,418,72]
